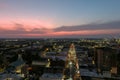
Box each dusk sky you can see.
[0,0,120,38]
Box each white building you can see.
[10,54,25,73]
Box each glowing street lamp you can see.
[69,61,73,80]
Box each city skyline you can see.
[0,0,120,38]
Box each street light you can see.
[69,61,73,80]
[77,70,80,74]
[69,61,72,65]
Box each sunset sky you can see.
[0,0,120,38]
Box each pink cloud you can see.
[0,20,120,38]
[0,18,55,31]
[47,29,120,36]
[9,29,119,38]
[0,29,119,38]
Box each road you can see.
[63,43,82,80]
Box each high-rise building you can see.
[95,47,118,76]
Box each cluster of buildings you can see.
[0,38,120,80]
